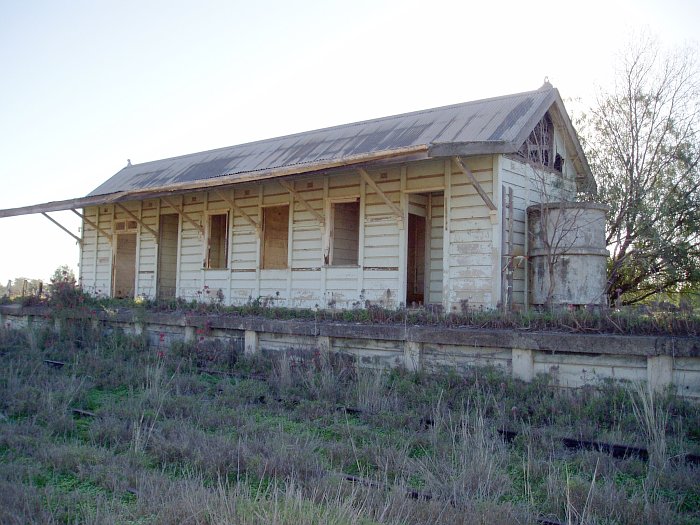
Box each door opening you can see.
[406,213,426,305]
[112,233,137,299]
[157,214,179,300]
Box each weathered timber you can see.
[114,203,158,238]
[453,157,497,211]
[71,209,112,240]
[41,213,82,244]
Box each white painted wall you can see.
[499,120,579,307]
[79,150,577,310]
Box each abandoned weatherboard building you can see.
[1,83,601,310]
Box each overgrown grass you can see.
[4,286,700,336]
[0,322,698,524]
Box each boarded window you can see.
[113,233,136,298]
[331,201,360,265]
[262,206,289,269]
[157,214,179,299]
[206,213,228,269]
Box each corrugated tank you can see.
[527,202,609,306]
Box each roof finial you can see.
[127,159,132,167]
[544,76,549,84]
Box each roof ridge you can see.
[124,86,551,170]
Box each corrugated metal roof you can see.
[88,86,559,197]
[0,84,594,219]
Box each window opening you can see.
[262,206,289,269]
[114,219,138,232]
[206,213,228,269]
[519,113,554,168]
[330,201,359,265]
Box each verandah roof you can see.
[0,83,593,219]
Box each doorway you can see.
[406,213,426,305]
[157,214,179,300]
[405,191,444,306]
[112,233,137,298]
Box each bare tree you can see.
[580,36,700,304]
[513,113,599,308]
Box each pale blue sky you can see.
[0,0,698,284]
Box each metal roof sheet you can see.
[0,84,595,219]
[88,86,558,197]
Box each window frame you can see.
[204,211,230,270]
[260,204,290,270]
[326,197,360,267]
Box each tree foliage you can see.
[581,37,700,304]
[1,277,43,298]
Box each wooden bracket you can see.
[214,189,261,235]
[279,181,324,226]
[114,203,158,238]
[357,168,403,221]
[452,157,497,211]
[161,197,204,234]
[71,209,113,242]
[41,212,81,244]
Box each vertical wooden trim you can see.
[398,166,408,306]
[524,158,531,311]
[501,186,506,307]
[424,193,432,303]
[254,185,262,299]
[493,155,503,309]
[507,186,514,309]
[328,203,335,264]
[286,190,293,304]
[110,205,116,297]
[227,190,233,305]
[134,202,142,297]
[357,175,365,296]
[93,206,99,292]
[201,192,208,293]
[154,199,161,300]
[175,197,183,300]
[321,176,328,303]
[442,160,452,312]
[78,210,85,290]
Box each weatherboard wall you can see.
[77,155,562,310]
[80,205,114,297]
[498,129,578,307]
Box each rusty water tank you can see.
[527,202,608,306]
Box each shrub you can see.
[48,269,89,310]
